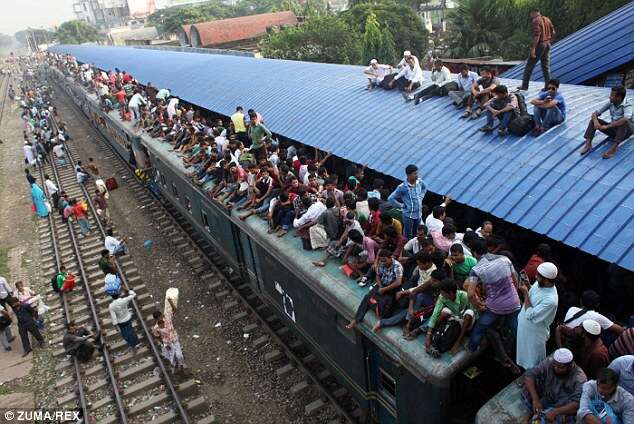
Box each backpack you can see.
[514,91,529,116]
[104,275,122,295]
[431,318,462,353]
[51,274,61,293]
[508,115,535,136]
[238,151,256,167]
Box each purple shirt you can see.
[467,253,520,314]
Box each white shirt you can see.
[108,290,136,325]
[403,237,424,255]
[53,144,65,158]
[293,201,326,228]
[425,213,444,233]
[104,235,122,255]
[430,66,452,86]
[215,136,228,155]
[564,307,614,329]
[167,98,179,118]
[365,64,392,82]
[45,179,58,194]
[397,55,420,69]
[24,145,34,162]
[0,277,12,300]
[128,93,146,108]
[395,64,423,84]
[156,88,170,100]
[456,71,479,91]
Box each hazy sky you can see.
[1,0,76,35]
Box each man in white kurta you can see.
[517,262,559,370]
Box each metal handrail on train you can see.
[45,117,130,424]
[47,105,192,424]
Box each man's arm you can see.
[109,305,118,326]
[387,184,404,208]
[576,383,595,423]
[379,276,402,295]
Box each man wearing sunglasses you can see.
[530,78,566,135]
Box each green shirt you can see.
[57,272,67,289]
[248,123,271,149]
[452,255,477,284]
[427,290,474,329]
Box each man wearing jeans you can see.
[480,85,519,136]
[519,8,555,91]
[109,288,140,352]
[388,164,427,240]
[531,78,566,134]
[466,239,521,352]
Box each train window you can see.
[378,368,397,401]
[185,196,192,213]
[171,183,179,199]
[201,210,210,232]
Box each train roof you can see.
[503,1,634,84]
[49,45,634,272]
[67,79,477,385]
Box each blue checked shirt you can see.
[387,178,427,220]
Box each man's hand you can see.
[444,257,454,267]
[544,409,558,423]
[492,110,500,117]
[378,287,386,295]
[443,194,453,204]
[532,398,544,415]
[530,49,536,59]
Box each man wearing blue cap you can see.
[388,164,427,240]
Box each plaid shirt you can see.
[152,305,179,345]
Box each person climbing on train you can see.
[466,239,521,358]
[387,164,426,240]
[522,348,587,424]
[579,86,633,159]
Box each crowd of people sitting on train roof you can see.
[48,51,634,423]
[363,51,633,159]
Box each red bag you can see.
[31,204,36,213]
[62,273,76,292]
[341,264,355,278]
[105,177,118,191]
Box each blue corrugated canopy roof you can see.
[49,45,634,270]
[503,1,634,84]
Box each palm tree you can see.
[447,0,504,57]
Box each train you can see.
[48,65,517,424]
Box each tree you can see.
[445,0,505,57]
[148,1,237,35]
[361,13,397,64]
[342,0,428,63]
[259,15,362,64]
[56,20,102,44]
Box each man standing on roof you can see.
[518,7,555,91]
[231,106,248,145]
[579,85,633,159]
[388,164,427,240]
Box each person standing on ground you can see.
[9,298,44,357]
[152,297,185,374]
[0,305,15,351]
[388,164,427,240]
[0,276,14,310]
[44,174,59,207]
[516,262,559,370]
[31,182,49,218]
[518,8,555,91]
[93,189,111,226]
[108,288,140,353]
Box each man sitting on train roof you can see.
[363,59,393,91]
[580,85,633,159]
[479,85,520,136]
[346,249,403,330]
[413,59,455,105]
[577,367,634,424]
[558,319,610,380]
[530,78,566,135]
[389,56,423,97]
[522,348,587,424]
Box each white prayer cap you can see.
[582,319,601,336]
[403,50,411,57]
[370,59,378,65]
[553,348,573,364]
[537,262,558,280]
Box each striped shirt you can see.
[610,328,634,360]
[467,253,520,315]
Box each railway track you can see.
[51,73,364,423]
[34,93,213,423]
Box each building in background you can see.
[419,0,455,34]
[73,0,130,29]
[107,26,162,45]
[184,11,300,52]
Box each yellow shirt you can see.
[231,112,246,133]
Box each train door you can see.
[365,341,398,424]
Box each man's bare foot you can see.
[312,261,325,267]
[602,145,618,159]
[580,140,593,155]
[239,214,249,221]
[449,344,461,355]
[345,320,357,330]
[372,322,381,332]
